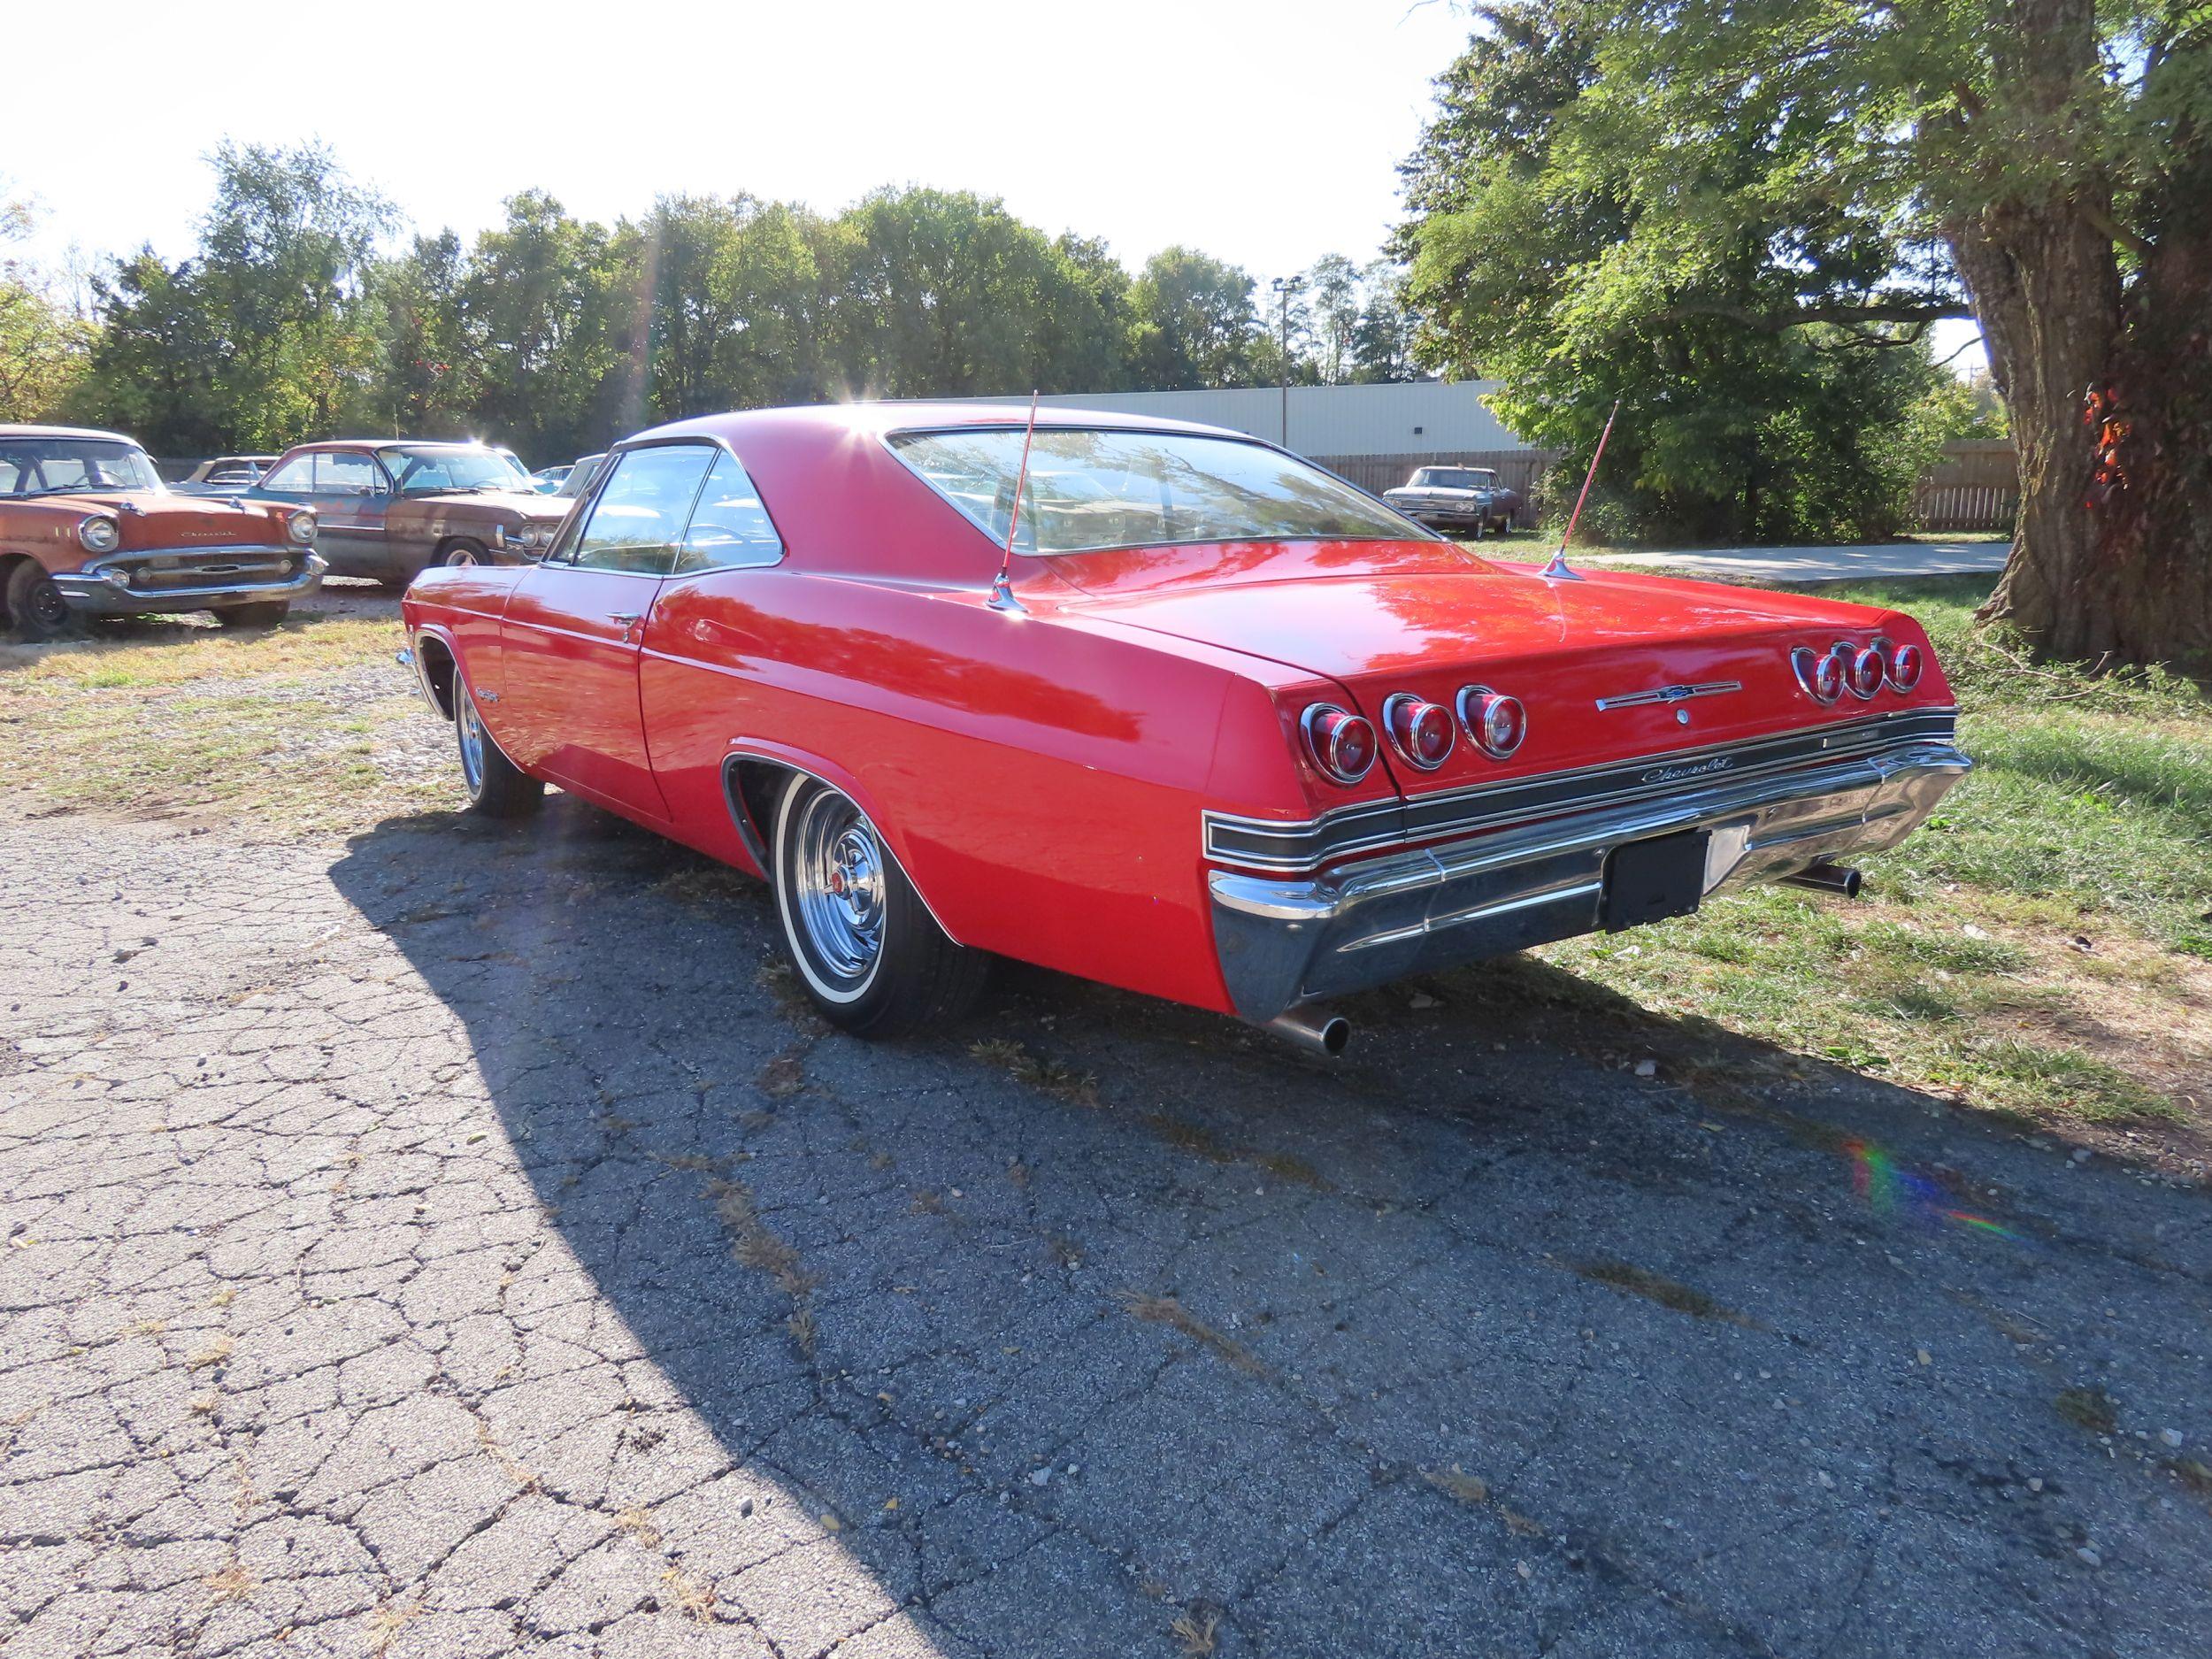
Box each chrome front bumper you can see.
[52,549,326,615]
[1208,737,1971,1023]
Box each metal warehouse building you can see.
[968,381,1547,499]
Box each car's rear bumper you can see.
[52,549,326,615]
[1207,736,1970,1023]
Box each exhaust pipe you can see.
[1264,1005,1351,1057]
[1783,862,1863,899]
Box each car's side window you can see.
[319,450,382,495]
[673,450,784,575]
[257,457,314,495]
[565,445,717,577]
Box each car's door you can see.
[497,442,718,821]
[253,449,392,574]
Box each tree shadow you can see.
[326,796,2212,1657]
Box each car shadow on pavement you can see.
[330,795,2212,1659]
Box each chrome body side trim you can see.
[1207,736,1970,1023]
[1203,706,1958,873]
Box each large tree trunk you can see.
[1961,0,2212,670]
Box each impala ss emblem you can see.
[1594,680,1743,711]
[1640,755,1736,784]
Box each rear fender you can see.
[720,740,964,945]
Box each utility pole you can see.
[1270,276,1300,448]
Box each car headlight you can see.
[286,511,318,545]
[78,515,120,554]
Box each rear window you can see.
[888,426,1432,555]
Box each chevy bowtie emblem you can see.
[1594,680,1743,711]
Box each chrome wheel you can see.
[443,541,486,568]
[787,788,887,996]
[457,683,488,797]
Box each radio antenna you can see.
[1541,399,1619,583]
[988,390,1041,614]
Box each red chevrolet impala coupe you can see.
[397,404,1969,1050]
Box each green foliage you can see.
[1399,1,1970,545]
[54,145,1422,461]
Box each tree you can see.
[826,188,1125,398]
[1,188,92,422]
[1418,1,2209,664]
[360,230,477,437]
[460,192,636,462]
[1303,255,1363,383]
[71,142,391,451]
[1126,248,1265,389]
[1349,263,1419,383]
[1400,1,1952,544]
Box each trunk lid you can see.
[1051,541,1946,794]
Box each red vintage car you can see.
[2,425,323,639]
[397,404,1968,1051]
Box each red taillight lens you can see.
[1847,646,1886,700]
[1793,645,1843,703]
[1888,641,1924,692]
[1456,686,1526,759]
[1383,693,1455,771]
[1302,703,1378,785]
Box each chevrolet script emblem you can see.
[1594,680,1743,711]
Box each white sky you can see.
[8,0,1471,280]
[4,0,1982,371]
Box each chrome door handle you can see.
[609,610,642,641]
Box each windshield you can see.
[1409,467,1494,489]
[888,427,1432,554]
[379,446,530,493]
[0,436,165,497]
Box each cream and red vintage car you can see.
[0,425,323,640]
[397,403,1970,1052]
[243,440,571,588]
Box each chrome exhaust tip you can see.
[1263,1005,1351,1057]
[1783,862,1863,899]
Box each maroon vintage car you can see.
[1,425,323,639]
[243,440,571,588]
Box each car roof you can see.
[0,423,141,444]
[630,400,1253,449]
[279,438,503,454]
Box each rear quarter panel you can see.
[640,571,1278,1013]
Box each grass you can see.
[0,610,450,833]
[1536,574,2212,1137]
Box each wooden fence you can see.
[1913,439,2018,534]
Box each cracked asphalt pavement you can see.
[5,784,2211,1657]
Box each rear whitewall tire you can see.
[770,773,987,1035]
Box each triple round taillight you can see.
[1382,693,1456,771]
[1793,637,1922,704]
[1302,704,1380,785]
[1302,684,1527,785]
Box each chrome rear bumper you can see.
[1208,737,1970,1023]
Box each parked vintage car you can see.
[171,454,280,495]
[1,424,322,640]
[526,464,572,495]
[396,403,1968,1050]
[1383,465,1525,535]
[551,452,607,500]
[242,440,571,587]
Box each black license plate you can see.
[1601,831,1709,933]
